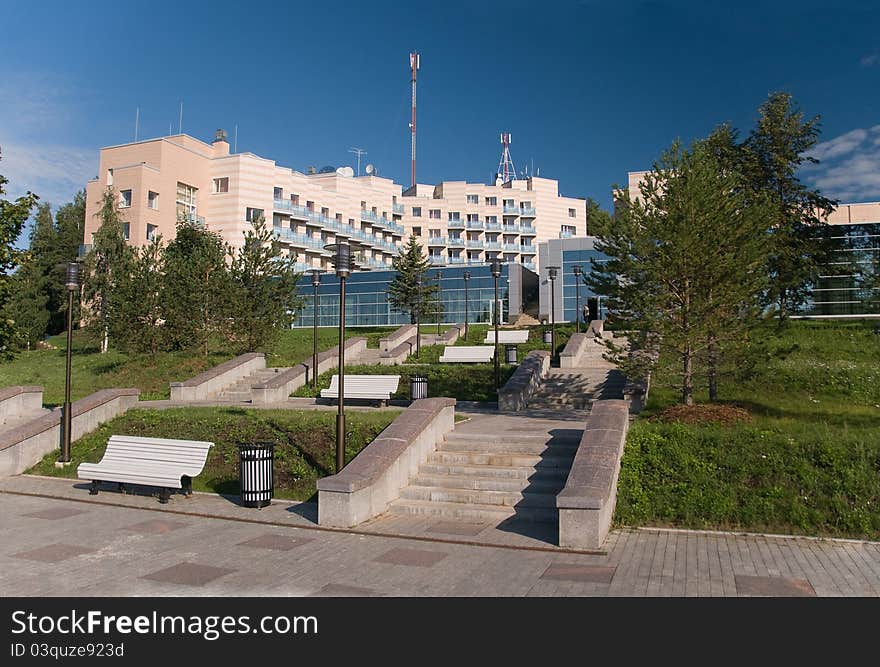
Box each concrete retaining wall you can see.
[0,386,43,424]
[378,338,415,366]
[498,350,550,412]
[251,337,367,404]
[556,399,629,550]
[0,388,141,477]
[170,353,265,402]
[379,325,417,353]
[559,333,589,368]
[317,397,456,527]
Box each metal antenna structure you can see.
[348,147,367,176]
[409,52,420,188]
[497,132,517,183]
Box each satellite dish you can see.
[318,165,336,173]
[364,164,375,176]
[336,166,354,177]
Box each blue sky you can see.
[1,0,879,236]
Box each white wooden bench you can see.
[439,346,496,363]
[483,330,529,344]
[320,374,400,406]
[77,435,214,503]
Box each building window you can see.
[147,191,159,210]
[521,201,531,209]
[486,216,497,224]
[120,189,132,208]
[503,199,514,207]
[568,208,577,218]
[448,212,461,221]
[467,214,479,222]
[336,213,343,222]
[246,207,264,222]
[176,182,198,222]
[561,224,576,236]
[485,196,497,206]
[412,207,421,217]
[274,187,283,199]
[429,229,442,238]
[122,223,130,240]
[429,209,441,219]
[291,193,299,204]
[213,177,229,194]
[146,223,158,241]
[412,226,422,237]
[466,194,479,204]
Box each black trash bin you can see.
[505,344,518,364]
[238,442,274,508]
[410,375,428,400]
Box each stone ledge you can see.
[498,350,550,412]
[379,325,417,353]
[173,353,264,388]
[317,397,456,527]
[0,385,43,402]
[556,399,629,548]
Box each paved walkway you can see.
[1,476,878,597]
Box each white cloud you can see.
[804,125,880,202]
[861,53,879,67]
[1,140,95,207]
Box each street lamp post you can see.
[435,270,442,335]
[462,270,470,340]
[415,273,422,357]
[324,242,353,474]
[572,264,583,334]
[59,262,80,466]
[309,269,322,389]
[490,259,502,391]
[547,266,559,362]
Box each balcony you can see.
[292,262,316,273]
[519,244,536,254]
[427,236,447,246]
[522,262,536,272]
[273,227,330,252]
[273,199,312,219]
[502,205,520,215]
[361,209,405,234]
[502,225,519,234]
[393,203,405,214]
[428,256,447,265]
[447,237,465,248]
[559,230,575,239]
[447,219,465,229]
[484,222,501,231]
[467,258,486,265]
[484,241,501,250]
[502,243,521,252]
[519,224,536,235]
[447,256,465,264]
[465,220,484,230]
[519,207,536,217]
[466,240,484,249]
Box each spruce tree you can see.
[5,254,49,350]
[161,219,231,355]
[112,237,165,353]
[388,236,438,324]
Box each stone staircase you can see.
[387,417,582,524]
[0,407,53,431]
[526,366,626,411]
[215,367,291,402]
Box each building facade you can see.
[537,237,609,325]
[84,130,589,276]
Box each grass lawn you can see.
[0,326,397,406]
[27,407,400,501]
[614,319,880,540]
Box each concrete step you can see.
[217,391,253,401]
[419,461,570,480]
[444,431,582,446]
[439,439,578,456]
[428,450,574,469]
[388,498,557,524]
[411,472,566,494]
[400,484,558,508]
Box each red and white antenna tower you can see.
[497,132,517,183]
[409,52,420,188]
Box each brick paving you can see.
[1,476,878,597]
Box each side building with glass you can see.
[296,263,537,328]
[537,237,609,325]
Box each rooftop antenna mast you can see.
[234,125,238,153]
[409,51,419,188]
[178,101,183,135]
[348,147,367,176]
[134,107,139,142]
[497,132,517,183]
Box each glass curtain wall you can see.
[295,264,511,328]
[560,248,610,322]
